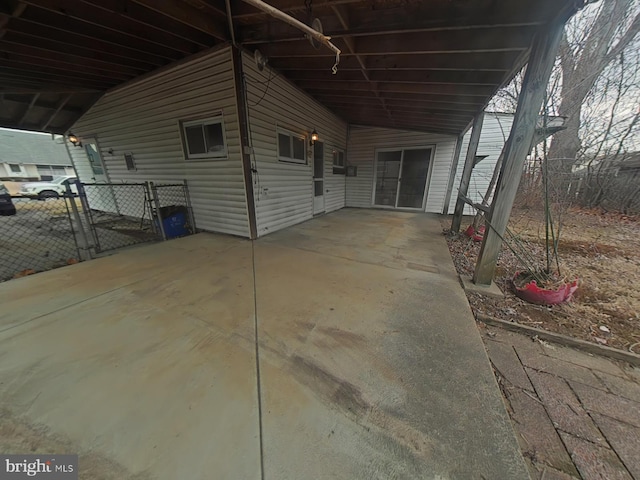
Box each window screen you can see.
[277,130,307,164]
[333,150,345,174]
[181,117,227,159]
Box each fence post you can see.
[65,183,91,261]
[183,179,196,234]
[75,180,99,253]
[149,181,167,240]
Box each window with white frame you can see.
[180,116,227,160]
[277,129,307,164]
[332,149,345,174]
[9,164,21,173]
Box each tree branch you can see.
[604,10,640,65]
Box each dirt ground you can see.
[443,206,640,353]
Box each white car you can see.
[20,176,79,199]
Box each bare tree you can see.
[547,0,640,186]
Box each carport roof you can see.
[0,0,582,136]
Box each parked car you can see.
[0,182,17,215]
[19,176,78,199]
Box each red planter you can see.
[513,272,579,305]
[464,225,485,242]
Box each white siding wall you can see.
[447,112,515,214]
[242,52,348,237]
[346,126,458,213]
[69,46,250,237]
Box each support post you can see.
[442,134,464,215]
[451,113,484,232]
[65,183,91,261]
[150,181,167,241]
[232,46,258,239]
[473,21,565,285]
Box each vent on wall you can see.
[124,153,136,171]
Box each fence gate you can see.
[76,181,195,255]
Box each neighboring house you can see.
[575,152,640,177]
[0,128,75,182]
[65,48,523,237]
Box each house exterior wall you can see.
[0,162,40,181]
[242,51,348,237]
[447,112,515,215]
[346,126,458,213]
[70,46,250,237]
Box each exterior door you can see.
[397,148,432,208]
[313,141,325,214]
[82,137,118,215]
[84,138,109,183]
[374,147,432,209]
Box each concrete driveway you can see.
[0,209,529,479]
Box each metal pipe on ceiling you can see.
[240,0,341,73]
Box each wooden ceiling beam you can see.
[17,92,39,126]
[3,31,159,70]
[131,0,228,41]
[41,92,71,130]
[19,6,183,59]
[330,4,393,124]
[295,80,495,96]
[354,28,533,55]
[191,0,228,18]
[335,110,470,128]
[321,100,476,117]
[240,19,541,45]
[268,53,515,72]
[1,58,130,84]
[3,94,84,113]
[310,93,483,110]
[80,0,218,46]
[5,17,169,66]
[256,26,532,57]
[0,70,114,90]
[308,89,487,103]
[287,69,505,85]
[232,0,362,19]
[0,86,100,94]
[21,0,202,54]
[348,119,462,136]
[0,41,147,76]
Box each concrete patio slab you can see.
[0,209,529,479]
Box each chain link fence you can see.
[0,181,195,283]
[0,196,83,282]
[80,182,160,253]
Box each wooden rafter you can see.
[41,92,72,130]
[21,0,204,53]
[131,0,228,40]
[17,92,39,126]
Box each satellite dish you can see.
[309,18,323,50]
[254,49,267,72]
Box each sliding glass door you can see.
[374,147,433,209]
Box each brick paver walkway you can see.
[480,324,640,479]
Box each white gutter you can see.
[240,0,341,73]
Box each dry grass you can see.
[444,206,640,353]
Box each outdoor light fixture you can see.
[68,133,81,147]
[310,129,319,145]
